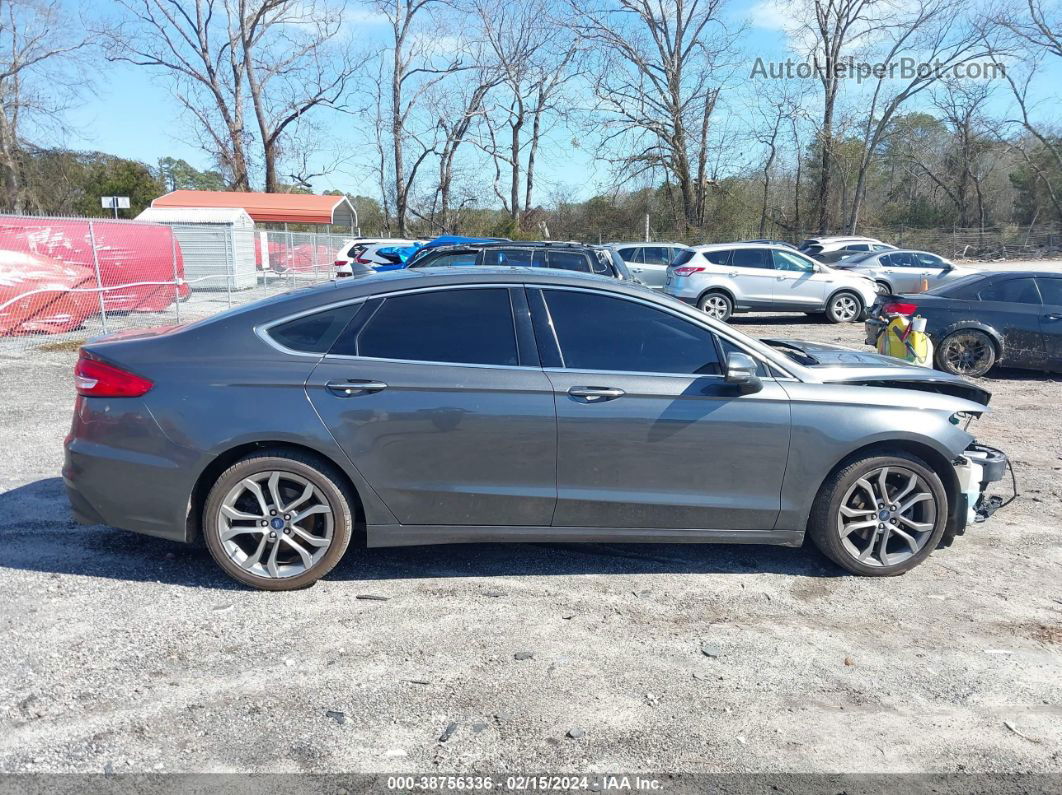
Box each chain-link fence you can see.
[0,214,353,357]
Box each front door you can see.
[529,287,791,531]
[770,249,830,309]
[306,286,557,527]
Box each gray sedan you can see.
[833,249,979,294]
[64,268,1007,590]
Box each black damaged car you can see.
[865,271,1062,377]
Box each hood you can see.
[762,338,992,406]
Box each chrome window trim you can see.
[254,279,800,380]
[321,353,541,372]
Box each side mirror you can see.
[725,352,763,394]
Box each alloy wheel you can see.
[218,471,334,579]
[701,295,730,319]
[835,466,937,568]
[830,294,860,321]
[941,333,992,375]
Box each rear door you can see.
[880,252,920,292]
[529,287,790,531]
[727,247,775,305]
[1034,276,1062,364]
[633,245,672,289]
[306,286,557,527]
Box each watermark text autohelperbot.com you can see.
[750,56,1005,83]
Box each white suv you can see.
[663,243,879,323]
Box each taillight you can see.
[672,266,706,277]
[75,353,153,398]
[355,257,372,264]
[883,301,918,315]
[334,260,346,267]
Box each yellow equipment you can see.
[876,314,933,367]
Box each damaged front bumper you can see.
[952,443,1011,537]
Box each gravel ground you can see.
[0,311,1060,776]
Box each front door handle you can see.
[568,386,625,401]
[326,379,388,396]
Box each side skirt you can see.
[366,525,804,548]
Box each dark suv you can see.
[407,241,634,281]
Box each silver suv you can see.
[607,242,692,289]
[831,249,979,294]
[663,243,879,322]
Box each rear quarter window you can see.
[267,304,360,353]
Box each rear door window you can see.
[417,249,480,268]
[352,288,518,365]
[641,246,670,265]
[730,248,771,269]
[546,251,593,273]
[482,248,535,267]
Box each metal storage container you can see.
[135,207,257,291]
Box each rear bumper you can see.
[63,398,200,543]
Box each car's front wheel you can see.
[698,291,733,321]
[807,451,948,576]
[202,450,354,590]
[825,290,863,323]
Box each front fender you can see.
[775,381,974,532]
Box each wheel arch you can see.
[808,438,962,538]
[186,440,367,544]
[937,321,1004,358]
[696,284,736,306]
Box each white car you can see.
[663,243,879,323]
[605,242,692,289]
[798,236,893,260]
[334,238,423,273]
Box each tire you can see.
[808,450,948,577]
[825,290,863,323]
[698,291,733,321]
[935,329,996,377]
[202,450,354,591]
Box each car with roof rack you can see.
[405,240,635,281]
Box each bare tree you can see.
[234,0,361,193]
[105,0,254,189]
[843,0,990,232]
[0,0,93,212]
[570,0,737,233]
[373,0,467,236]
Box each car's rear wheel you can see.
[874,281,891,295]
[825,291,863,323]
[808,451,948,576]
[936,330,996,377]
[698,291,733,321]
[203,450,353,590]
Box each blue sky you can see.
[56,0,1059,202]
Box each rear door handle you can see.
[1045,313,1062,321]
[325,379,388,396]
[568,386,625,401]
